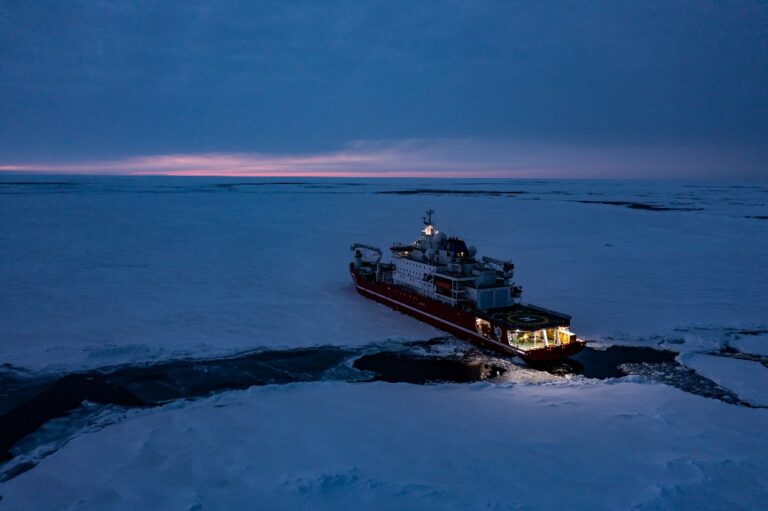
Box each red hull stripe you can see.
[355,283,520,354]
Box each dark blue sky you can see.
[1,1,767,177]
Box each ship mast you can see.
[422,209,437,237]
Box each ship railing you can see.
[521,302,572,321]
[397,282,458,306]
[507,334,565,350]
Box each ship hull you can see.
[350,266,585,362]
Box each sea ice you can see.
[2,177,768,510]
[731,333,768,357]
[679,353,768,406]
[0,381,766,510]
[1,177,767,372]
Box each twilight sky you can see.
[1,1,767,178]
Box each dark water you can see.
[0,341,748,480]
[353,345,678,382]
[534,345,677,378]
[0,347,353,463]
[353,352,506,383]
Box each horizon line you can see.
[1,139,766,180]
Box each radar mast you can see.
[422,209,438,237]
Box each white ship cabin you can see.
[389,210,521,310]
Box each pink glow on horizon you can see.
[1,139,764,179]
[0,146,534,178]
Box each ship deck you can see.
[479,303,571,331]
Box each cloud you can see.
[1,1,766,167]
[2,138,766,179]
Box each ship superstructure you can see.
[350,210,585,362]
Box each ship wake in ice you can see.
[2,337,760,482]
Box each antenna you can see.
[423,209,435,226]
[422,209,437,237]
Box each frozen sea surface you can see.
[1,176,767,372]
[680,353,768,406]
[1,176,767,509]
[2,381,767,510]
[731,333,768,357]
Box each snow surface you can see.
[1,177,767,372]
[2,381,767,510]
[2,176,768,509]
[731,334,768,357]
[680,353,768,406]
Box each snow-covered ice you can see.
[1,381,767,510]
[1,177,767,372]
[1,176,767,509]
[680,353,768,406]
[731,334,768,357]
